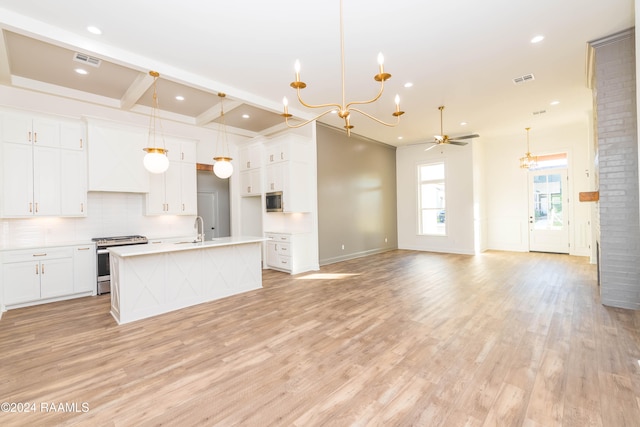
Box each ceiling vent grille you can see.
[533,109,546,116]
[73,52,101,67]
[513,73,535,84]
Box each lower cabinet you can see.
[1,243,96,310]
[264,232,314,275]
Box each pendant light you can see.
[143,71,169,174]
[213,92,234,179]
[519,127,538,169]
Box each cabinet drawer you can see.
[276,242,290,256]
[274,255,291,271]
[266,233,290,243]
[3,247,73,263]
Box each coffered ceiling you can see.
[0,0,635,145]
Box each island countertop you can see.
[108,236,267,258]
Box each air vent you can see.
[73,52,101,67]
[533,109,547,116]
[513,74,535,84]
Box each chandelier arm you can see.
[344,80,386,110]
[349,108,401,127]
[295,89,343,111]
[284,108,337,129]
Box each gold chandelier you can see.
[143,71,170,174]
[519,127,538,169]
[212,93,234,179]
[282,0,404,136]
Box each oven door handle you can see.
[97,249,110,255]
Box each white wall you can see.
[397,142,476,255]
[482,119,592,256]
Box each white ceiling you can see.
[0,0,635,146]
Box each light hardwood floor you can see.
[1,250,640,426]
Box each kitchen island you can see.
[108,236,266,324]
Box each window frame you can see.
[417,161,447,236]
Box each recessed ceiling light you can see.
[397,136,403,140]
[403,82,413,88]
[242,114,250,119]
[460,121,468,126]
[87,26,102,35]
[550,100,560,106]
[175,95,185,101]
[74,68,88,75]
[531,35,544,44]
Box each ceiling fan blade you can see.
[448,140,468,146]
[451,133,480,140]
[424,144,439,152]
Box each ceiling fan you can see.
[425,105,479,151]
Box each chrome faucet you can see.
[194,216,204,242]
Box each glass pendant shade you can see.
[213,157,233,179]
[143,148,170,174]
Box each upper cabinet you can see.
[264,133,313,213]
[87,120,149,193]
[0,111,87,218]
[145,136,197,215]
[239,142,263,197]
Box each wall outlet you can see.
[341,244,345,250]
[384,237,388,243]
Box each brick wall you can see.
[592,29,640,309]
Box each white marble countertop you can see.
[108,236,267,258]
[0,240,95,252]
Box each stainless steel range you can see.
[92,235,148,295]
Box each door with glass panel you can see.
[528,169,569,253]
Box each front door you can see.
[528,169,569,253]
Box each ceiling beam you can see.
[195,99,242,126]
[120,71,154,110]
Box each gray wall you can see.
[591,29,640,309]
[316,123,397,265]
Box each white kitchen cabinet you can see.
[2,244,96,309]
[264,232,314,274]
[146,137,197,215]
[240,169,262,196]
[239,142,263,171]
[0,112,66,217]
[2,247,74,306]
[87,120,149,193]
[73,244,96,294]
[263,134,312,213]
[60,121,87,216]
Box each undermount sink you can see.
[174,240,199,244]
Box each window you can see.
[418,162,446,235]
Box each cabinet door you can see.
[73,245,96,293]
[146,171,167,215]
[33,145,61,216]
[265,241,279,268]
[40,257,74,298]
[1,142,33,216]
[180,162,197,214]
[3,261,41,305]
[60,149,87,216]
[265,163,284,192]
[32,118,61,148]
[60,121,85,150]
[1,114,32,145]
[164,161,182,214]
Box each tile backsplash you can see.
[1,192,195,248]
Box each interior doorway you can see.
[528,169,569,253]
[197,192,218,240]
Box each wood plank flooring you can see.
[1,249,640,426]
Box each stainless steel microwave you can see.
[266,191,283,212]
